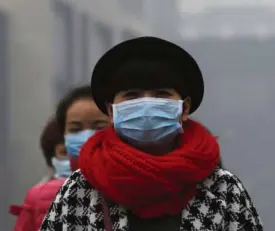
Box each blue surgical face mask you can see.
[52,157,72,178]
[113,97,183,146]
[65,129,95,158]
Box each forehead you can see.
[66,98,107,121]
[110,75,179,93]
[108,76,183,101]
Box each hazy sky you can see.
[178,5,275,38]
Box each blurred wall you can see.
[0,8,9,229]
[0,0,151,229]
[117,0,182,40]
[144,0,182,40]
[178,38,275,230]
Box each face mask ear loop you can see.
[112,104,118,121]
[178,99,185,133]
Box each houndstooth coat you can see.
[40,168,263,231]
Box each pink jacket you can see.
[11,178,66,231]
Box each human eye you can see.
[155,90,172,98]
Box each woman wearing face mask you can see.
[11,117,71,231]
[55,85,110,170]
[40,37,263,231]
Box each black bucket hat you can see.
[91,36,204,114]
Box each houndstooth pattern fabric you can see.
[40,168,263,231]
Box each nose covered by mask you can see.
[65,129,96,158]
[113,97,183,147]
[52,157,72,178]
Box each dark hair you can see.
[40,117,64,167]
[56,85,93,134]
[105,59,189,103]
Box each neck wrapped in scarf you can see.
[79,119,220,218]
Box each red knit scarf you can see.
[79,119,220,218]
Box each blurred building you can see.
[118,0,182,40]
[178,0,275,39]
[175,2,275,229]
[0,0,151,229]
[144,0,182,40]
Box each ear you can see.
[106,102,114,123]
[181,97,191,122]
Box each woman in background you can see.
[11,85,109,231]
[11,117,70,231]
[39,116,65,182]
[55,85,110,170]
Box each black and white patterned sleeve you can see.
[225,173,263,231]
[39,173,78,231]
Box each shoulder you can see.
[28,178,65,194]
[38,175,52,184]
[23,183,45,204]
[202,168,263,228]
[52,170,99,203]
[41,171,117,230]
[43,178,67,188]
[41,170,101,228]
[185,168,263,230]
[196,168,255,214]
[58,169,92,190]
[33,178,67,202]
[201,167,247,194]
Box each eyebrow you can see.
[122,89,142,93]
[68,120,108,125]
[67,121,82,125]
[122,88,172,93]
[155,88,172,91]
[93,120,108,125]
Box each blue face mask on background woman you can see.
[52,157,72,178]
[113,97,183,146]
[65,129,95,158]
